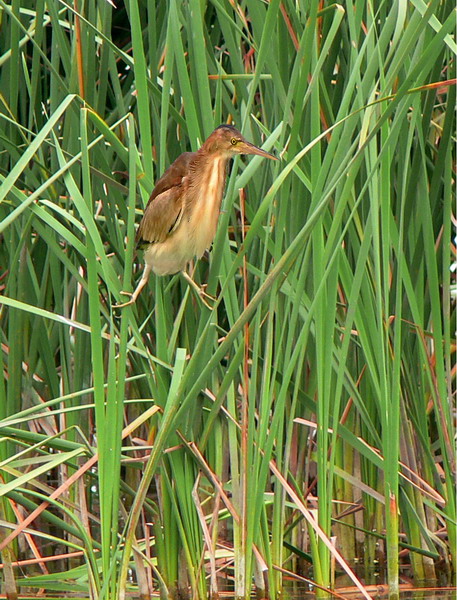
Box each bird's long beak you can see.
[241,141,279,160]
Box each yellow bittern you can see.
[116,124,277,308]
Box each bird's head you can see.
[202,124,278,161]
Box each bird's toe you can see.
[113,292,135,308]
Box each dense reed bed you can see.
[0,1,455,599]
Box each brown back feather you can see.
[135,151,196,247]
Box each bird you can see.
[115,124,278,308]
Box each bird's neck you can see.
[187,152,229,246]
[195,152,229,210]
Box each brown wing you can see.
[136,151,195,247]
[136,186,185,247]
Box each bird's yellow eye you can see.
[230,137,238,145]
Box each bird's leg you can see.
[114,263,152,308]
[181,270,216,310]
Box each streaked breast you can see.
[188,157,227,258]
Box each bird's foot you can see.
[197,284,217,310]
[113,291,135,308]
[182,272,216,309]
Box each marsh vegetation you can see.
[0,1,455,599]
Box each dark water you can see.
[280,583,456,599]
[280,585,456,600]
[13,590,457,600]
